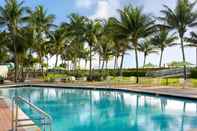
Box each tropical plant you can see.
[160,0,197,80]
[0,0,28,82]
[151,28,177,67]
[185,32,197,67]
[108,18,130,76]
[109,5,155,83]
[49,26,67,67]
[83,19,102,80]
[66,14,102,80]
[0,32,9,63]
[167,61,193,68]
[97,32,114,72]
[138,39,158,67]
[27,5,55,76]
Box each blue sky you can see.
[0,0,196,68]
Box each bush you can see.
[73,70,88,78]
[190,68,197,78]
[0,76,4,84]
[43,75,55,82]
[87,71,109,81]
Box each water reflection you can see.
[2,87,197,131]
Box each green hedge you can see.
[190,68,197,78]
[0,76,4,84]
[64,69,147,78]
[47,68,170,78]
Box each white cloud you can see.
[75,0,93,9]
[90,0,121,19]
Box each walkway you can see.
[0,98,12,131]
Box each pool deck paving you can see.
[0,98,12,131]
[19,82,197,100]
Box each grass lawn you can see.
[104,77,197,87]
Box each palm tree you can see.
[108,18,130,76]
[185,32,197,67]
[97,32,114,72]
[49,26,67,67]
[0,0,27,82]
[66,14,102,80]
[109,5,155,83]
[138,39,158,67]
[0,31,9,63]
[84,19,102,80]
[27,5,55,76]
[151,28,177,67]
[160,0,197,80]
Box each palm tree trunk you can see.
[159,49,164,68]
[55,54,58,67]
[114,56,117,69]
[101,60,105,73]
[196,48,197,67]
[89,45,93,80]
[85,59,87,70]
[12,32,17,83]
[180,37,187,80]
[39,53,44,77]
[21,63,24,82]
[106,60,108,69]
[143,54,147,68]
[68,61,70,71]
[119,53,125,76]
[46,56,49,67]
[98,55,101,69]
[134,48,139,84]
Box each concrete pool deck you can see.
[1,82,197,99]
[0,96,40,131]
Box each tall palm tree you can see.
[0,0,27,82]
[0,31,9,63]
[84,19,102,80]
[109,5,155,83]
[97,32,114,72]
[160,0,197,80]
[151,28,177,67]
[49,26,67,67]
[27,5,55,75]
[185,32,197,67]
[66,14,102,80]
[138,39,158,67]
[108,18,130,76]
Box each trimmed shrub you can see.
[0,76,4,84]
[190,68,197,78]
[43,75,55,82]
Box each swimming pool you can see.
[1,86,197,131]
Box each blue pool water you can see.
[1,87,197,131]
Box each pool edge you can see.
[1,83,197,101]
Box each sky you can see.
[0,0,196,68]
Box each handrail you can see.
[12,96,53,131]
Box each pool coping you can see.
[1,83,197,101]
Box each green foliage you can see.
[64,69,148,79]
[43,74,65,82]
[66,70,88,78]
[190,68,197,78]
[0,76,4,84]
[87,71,109,81]
[144,63,157,68]
[167,61,193,67]
[120,71,146,77]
